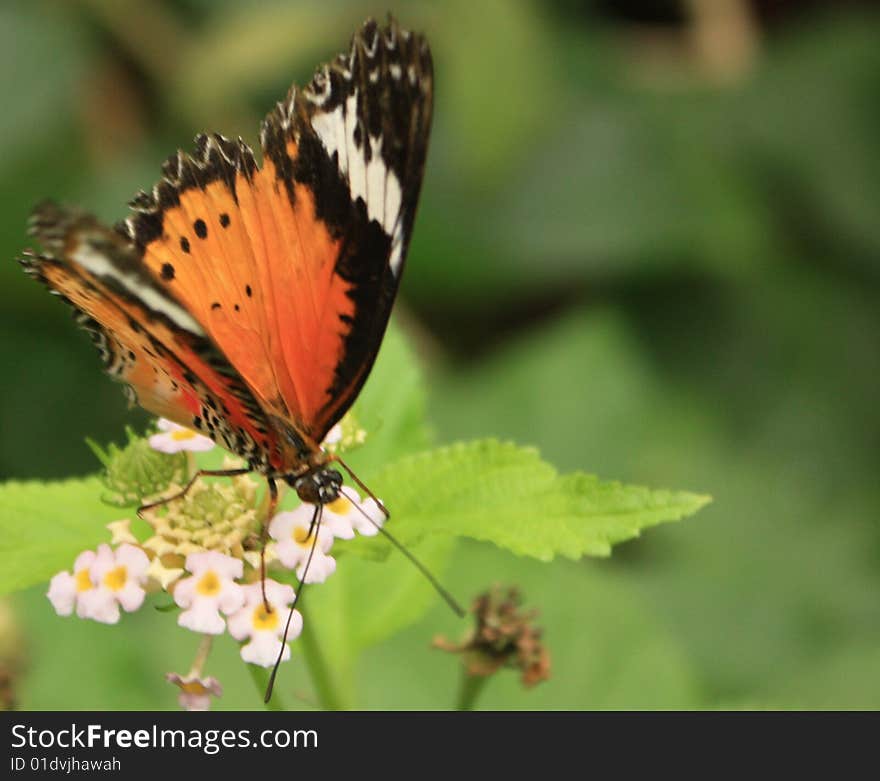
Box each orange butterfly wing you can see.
[25,18,432,476]
[127,17,432,448]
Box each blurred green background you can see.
[2,0,880,709]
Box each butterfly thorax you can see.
[264,413,328,473]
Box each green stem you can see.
[246,664,285,711]
[456,671,489,711]
[188,634,213,678]
[300,619,346,710]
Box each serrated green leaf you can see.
[347,318,432,473]
[361,440,710,561]
[0,478,128,594]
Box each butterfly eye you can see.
[291,468,343,504]
[292,473,325,505]
[318,470,343,503]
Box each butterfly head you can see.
[288,468,343,505]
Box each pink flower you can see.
[47,549,99,619]
[48,544,149,624]
[165,672,223,711]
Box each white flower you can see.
[47,549,98,619]
[165,672,223,711]
[318,490,386,539]
[173,551,245,634]
[227,581,301,667]
[80,543,150,624]
[148,418,215,454]
[269,508,337,583]
[345,492,386,537]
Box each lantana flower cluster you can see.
[47,418,382,709]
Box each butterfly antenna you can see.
[339,487,465,618]
[264,502,323,703]
[332,455,390,518]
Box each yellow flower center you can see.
[196,570,221,596]
[171,428,197,441]
[103,565,128,592]
[292,527,313,547]
[75,568,93,593]
[180,681,209,695]
[326,496,351,515]
[252,604,279,632]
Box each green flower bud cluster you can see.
[87,427,187,507]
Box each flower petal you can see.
[352,498,385,536]
[185,551,243,580]
[216,580,246,615]
[178,605,226,635]
[115,544,150,579]
[47,572,77,616]
[297,551,336,584]
[273,539,305,571]
[79,589,121,624]
[241,633,289,667]
[116,582,146,613]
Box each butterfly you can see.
[21,17,431,520]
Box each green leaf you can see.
[361,439,710,561]
[348,318,432,473]
[0,478,127,594]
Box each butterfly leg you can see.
[260,477,279,612]
[136,467,252,519]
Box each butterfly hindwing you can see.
[24,204,283,472]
